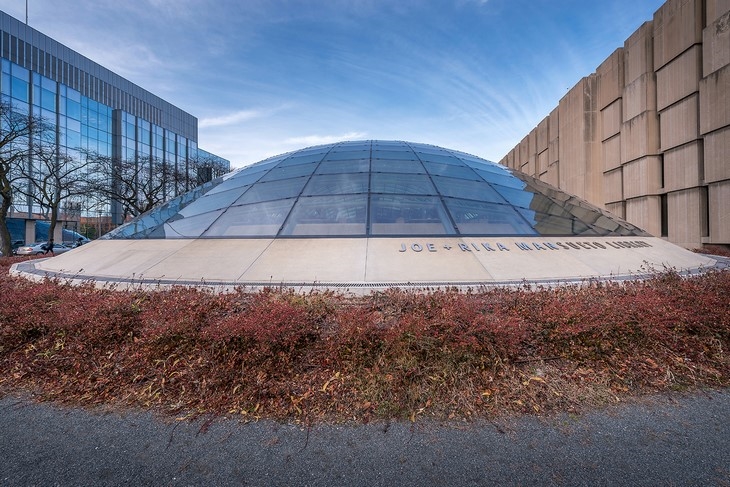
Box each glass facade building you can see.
[0,11,229,226]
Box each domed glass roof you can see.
[103,141,648,239]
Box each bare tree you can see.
[0,100,47,257]
[13,141,93,244]
[86,151,189,221]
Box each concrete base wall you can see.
[500,0,730,249]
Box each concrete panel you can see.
[519,135,530,166]
[601,99,622,140]
[623,72,657,121]
[606,202,626,219]
[659,93,699,151]
[699,64,730,134]
[656,45,702,111]
[663,140,704,191]
[544,163,559,187]
[706,0,730,24]
[667,187,707,248]
[623,156,663,198]
[626,195,662,236]
[624,22,655,84]
[522,156,536,177]
[621,111,660,163]
[703,10,730,77]
[538,150,549,175]
[704,125,730,183]
[558,76,600,200]
[602,134,622,171]
[548,107,559,142]
[537,117,549,153]
[653,0,703,71]
[603,167,624,204]
[597,48,625,110]
[708,180,730,243]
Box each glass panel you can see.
[280,195,367,236]
[431,176,504,203]
[371,173,436,195]
[302,173,369,195]
[164,209,225,237]
[278,152,326,166]
[179,186,249,217]
[333,142,370,151]
[233,177,307,205]
[418,153,462,165]
[324,150,370,161]
[260,162,316,181]
[423,162,479,180]
[444,199,537,236]
[474,169,525,189]
[370,195,455,235]
[203,199,295,236]
[371,159,424,173]
[516,209,597,236]
[490,184,534,209]
[315,159,370,174]
[372,149,418,160]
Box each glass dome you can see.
[103,141,648,239]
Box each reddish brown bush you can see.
[0,253,728,422]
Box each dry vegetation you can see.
[1,254,728,424]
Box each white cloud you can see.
[284,132,369,147]
[199,110,266,128]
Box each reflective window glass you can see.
[370,195,455,235]
[423,162,479,180]
[517,209,596,236]
[371,159,424,173]
[333,142,371,151]
[475,169,524,189]
[372,150,417,160]
[316,159,370,174]
[302,173,369,195]
[164,210,225,237]
[418,153,461,165]
[324,150,370,161]
[201,171,264,195]
[233,177,307,205]
[371,173,436,195]
[278,152,326,166]
[203,200,295,236]
[443,198,536,236]
[260,162,317,181]
[179,186,249,217]
[431,176,504,203]
[490,184,535,209]
[280,195,367,236]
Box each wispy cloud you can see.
[284,132,369,147]
[199,110,267,128]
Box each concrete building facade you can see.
[500,0,730,249]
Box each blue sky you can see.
[1,0,665,167]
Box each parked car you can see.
[0,240,25,257]
[15,242,73,256]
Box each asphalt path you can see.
[1,390,729,486]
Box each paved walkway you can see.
[2,390,729,486]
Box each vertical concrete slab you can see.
[623,156,663,198]
[601,99,623,141]
[699,64,730,134]
[656,45,702,111]
[653,0,703,71]
[548,107,559,164]
[706,0,730,24]
[602,134,622,171]
[624,22,655,84]
[597,49,625,110]
[663,140,704,191]
[626,195,662,236]
[703,9,730,77]
[667,187,708,248]
[603,167,624,203]
[704,125,730,183]
[537,117,549,153]
[24,220,35,244]
[708,180,730,242]
[621,111,661,163]
[537,150,549,175]
[659,93,700,151]
[623,73,658,121]
[606,202,626,219]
